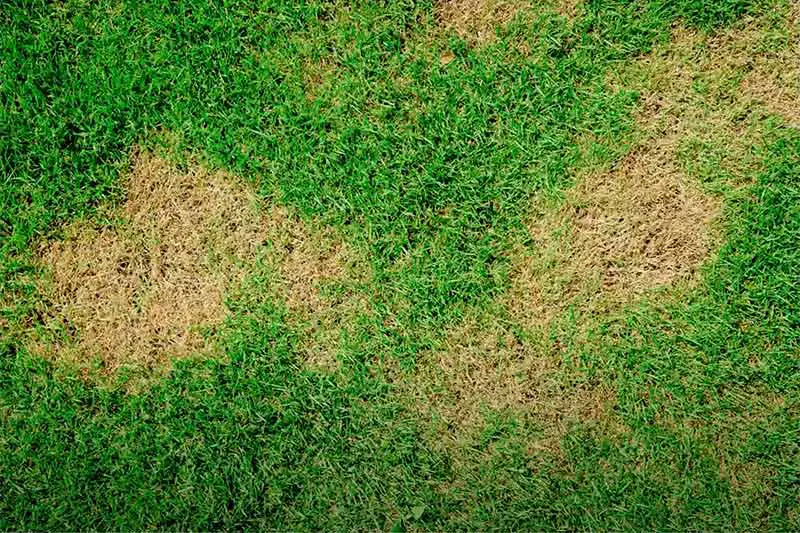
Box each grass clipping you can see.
[36,152,362,375]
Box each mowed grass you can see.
[1,0,799,529]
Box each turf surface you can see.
[1,0,798,529]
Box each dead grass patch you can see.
[303,57,339,103]
[397,308,626,453]
[729,6,800,126]
[435,0,580,43]
[259,213,370,372]
[507,138,721,331]
[632,9,800,128]
[35,151,366,376]
[509,10,800,332]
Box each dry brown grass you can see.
[726,7,800,126]
[35,151,366,376]
[435,0,580,43]
[625,9,800,130]
[425,28,731,440]
[400,311,624,451]
[303,57,339,103]
[509,9,800,332]
[507,137,721,331]
[259,211,370,372]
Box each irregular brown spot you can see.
[439,50,456,65]
[436,0,580,43]
[397,309,626,452]
[262,217,370,372]
[36,151,366,375]
[624,12,800,130]
[508,136,721,330]
[303,57,338,103]
[508,9,800,332]
[733,8,800,126]
[401,10,800,447]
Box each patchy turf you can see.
[34,151,368,379]
[509,140,720,330]
[1,0,799,530]
[33,152,257,373]
[435,0,581,42]
[398,304,626,454]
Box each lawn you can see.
[1,0,799,529]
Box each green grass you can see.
[1,0,798,529]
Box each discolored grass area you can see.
[1,0,799,530]
[398,306,626,454]
[34,152,260,373]
[28,152,368,378]
[435,0,581,42]
[509,140,720,330]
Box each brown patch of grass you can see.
[510,10,800,332]
[303,57,339,103]
[508,137,721,331]
[37,153,258,372]
[435,0,580,43]
[625,10,800,129]
[733,7,800,126]
[259,215,370,372]
[397,308,626,453]
[35,151,366,376]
